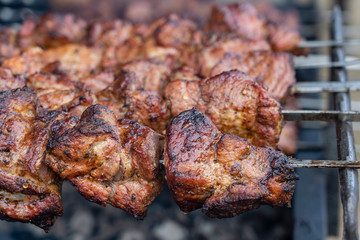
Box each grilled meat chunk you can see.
[97,70,170,133]
[206,3,267,41]
[117,59,171,93]
[0,67,25,91]
[0,86,72,231]
[79,71,114,93]
[165,70,282,148]
[210,51,295,102]
[17,14,88,49]
[205,3,305,54]
[153,14,202,49]
[88,19,134,47]
[198,34,271,77]
[2,44,102,78]
[46,104,164,219]
[164,108,296,218]
[27,71,96,118]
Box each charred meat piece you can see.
[0,67,25,91]
[210,51,295,102]
[0,87,74,231]
[205,3,306,54]
[46,104,164,219]
[154,14,202,49]
[164,108,296,218]
[97,71,170,133]
[170,66,201,82]
[117,59,171,93]
[197,34,271,77]
[165,70,282,148]
[27,71,96,118]
[79,71,114,93]
[17,14,88,49]
[2,44,102,78]
[205,3,267,41]
[88,19,134,47]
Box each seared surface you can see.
[117,59,171,93]
[210,51,295,102]
[0,87,69,231]
[46,104,164,219]
[97,71,170,133]
[197,34,271,77]
[165,70,282,148]
[205,3,306,54]
[0,67,25,91]
[27,71,96,118]
[2,44,102,78]
[164,109,296,218]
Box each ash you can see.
[0,182,293,240]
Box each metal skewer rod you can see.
[291,81,360,93]
[289,159,360,168]
[295,59,360,69]
[298,39,360,48]
[158,159,360,169]
[282,110,360,121]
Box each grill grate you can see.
[292,5,360,240]
[330,5,358,239]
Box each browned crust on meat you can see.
[165,70,282,148]
[0,86,73,231]
[164,109,297,218]
[46,104,164,219]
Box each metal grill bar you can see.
[283,110,360,121]
[295,59,360,69]
[292,81,360,93]
[330,6,359,240]
[299,39,360,48]
[290,160,360,169]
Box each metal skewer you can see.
[159,159,360,169]
[289,159,360,168]
[298,39,360,48]
[295,59,360,69]
[282,110,360,121]
[291,81,360,93]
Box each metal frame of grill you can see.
[288,5,360,239]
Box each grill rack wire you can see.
[288,5,360,239]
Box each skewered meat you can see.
[210,51,295,102]
[206,3,267,41]
[79,71,114,93]
[88,19,133,47]
[0,86,73,231]
[0,67,25,91]
[153,14,202,49]
[205,3,306,54]
[46,104,164,219]
[27,71,96,118]
[17,14,88,49]
[197,34,271,77]
[2,44,102,78]
[97,70,170,133]
[165,70,282,148]
[164,108,296,218]
[117,59,171,93]
[170,66,201,82]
